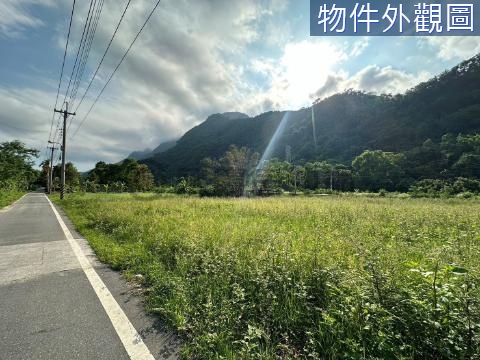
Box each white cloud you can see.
[247,38,376,109]
[2,0,471,172]
[313,65,431,99]
[1,0,289,170]
[281,41,347,103]
[0,0,54,38]
[0,87,54,165]
[423,36,480,60]
[349,37,370,57]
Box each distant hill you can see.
[142,54,480,181]
[127,139,177,161]
[152,139,178,154]
[128,149,153,161]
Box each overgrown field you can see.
[0,191,24,209]
[55,193,480,359]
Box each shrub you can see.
[57,195,480,359]
[410,179,450,197]
[199,185,216,197]
[456,191,475,199]
[453,177,480,194]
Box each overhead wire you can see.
[72,0,132,118]
[72,0,162,139]
[60,0,96,111]
[46,0,76,163]
[49,0,76,142]
[69,0,105,109]
[49,0,96,162]
[54,0,104,148]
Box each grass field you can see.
[0,191,25,209]
[55,193,480,359]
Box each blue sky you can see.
[0,0,479,170]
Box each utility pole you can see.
[47,144,57,194]
[330,166,334,191]
[45,160,50,194]
[311,106,318,151]
[54,102,75,200]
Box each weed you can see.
[54,194,480,359]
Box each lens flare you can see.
[256,111,292,172]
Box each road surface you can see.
[0,193,180,360]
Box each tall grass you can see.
[0,190,24,209]
[55,193,480,359]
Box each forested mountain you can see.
[142,53,480,182]
[127,138,177,161]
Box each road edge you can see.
[0,193,27,213]
[45,194,156,360]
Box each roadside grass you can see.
[0,190,25,209]
[53,193,480,359]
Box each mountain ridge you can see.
[140,53,480,181]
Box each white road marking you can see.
[45,195,155,360]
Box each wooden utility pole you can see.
[54,102,75,200]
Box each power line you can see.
[48,0,76,143]
[54,103,76,199]
[72,0,162,139]
[68,0,99,106]
[60,0,96,110]
[72,0,132,117]
[69,0,105,109]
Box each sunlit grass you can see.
[0,190,24,209]
[54,193,480,359]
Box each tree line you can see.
[84,158,154,192]
[179,132,480,197]
[2,133,479,198]
[0,140,155,194]
[0,141,39,191]
[39,158,155,193]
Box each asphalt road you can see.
[0,193,180,360]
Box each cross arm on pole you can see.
[54,108,76,116]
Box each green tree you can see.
[38,160,50,188]
[200,146,259,196]
[51,162,81,192]
[453,154,480,178]
[127,164,154,191]
[292,165,305,194]
[334,165,354,191]
[405,139,448,181]
[458,133,480,152]
[260,160,293,193]
[304,161,331,190]
[200,157,218,184]
[86,159,154,192]
[220,145,259,196]
[65,162,81,189]
[0,140,39,190]
[352,150,405,191]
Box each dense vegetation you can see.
[0,140,38,206]
[38,160,82,192]
[142,54,480,190]
[0,140,39,191]
[173,133,480,197]
[55,194,480,359]
[37,158,156,194]
[84,158,155,192]
[0,191,25,209]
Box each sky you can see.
[0,0,479,171]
